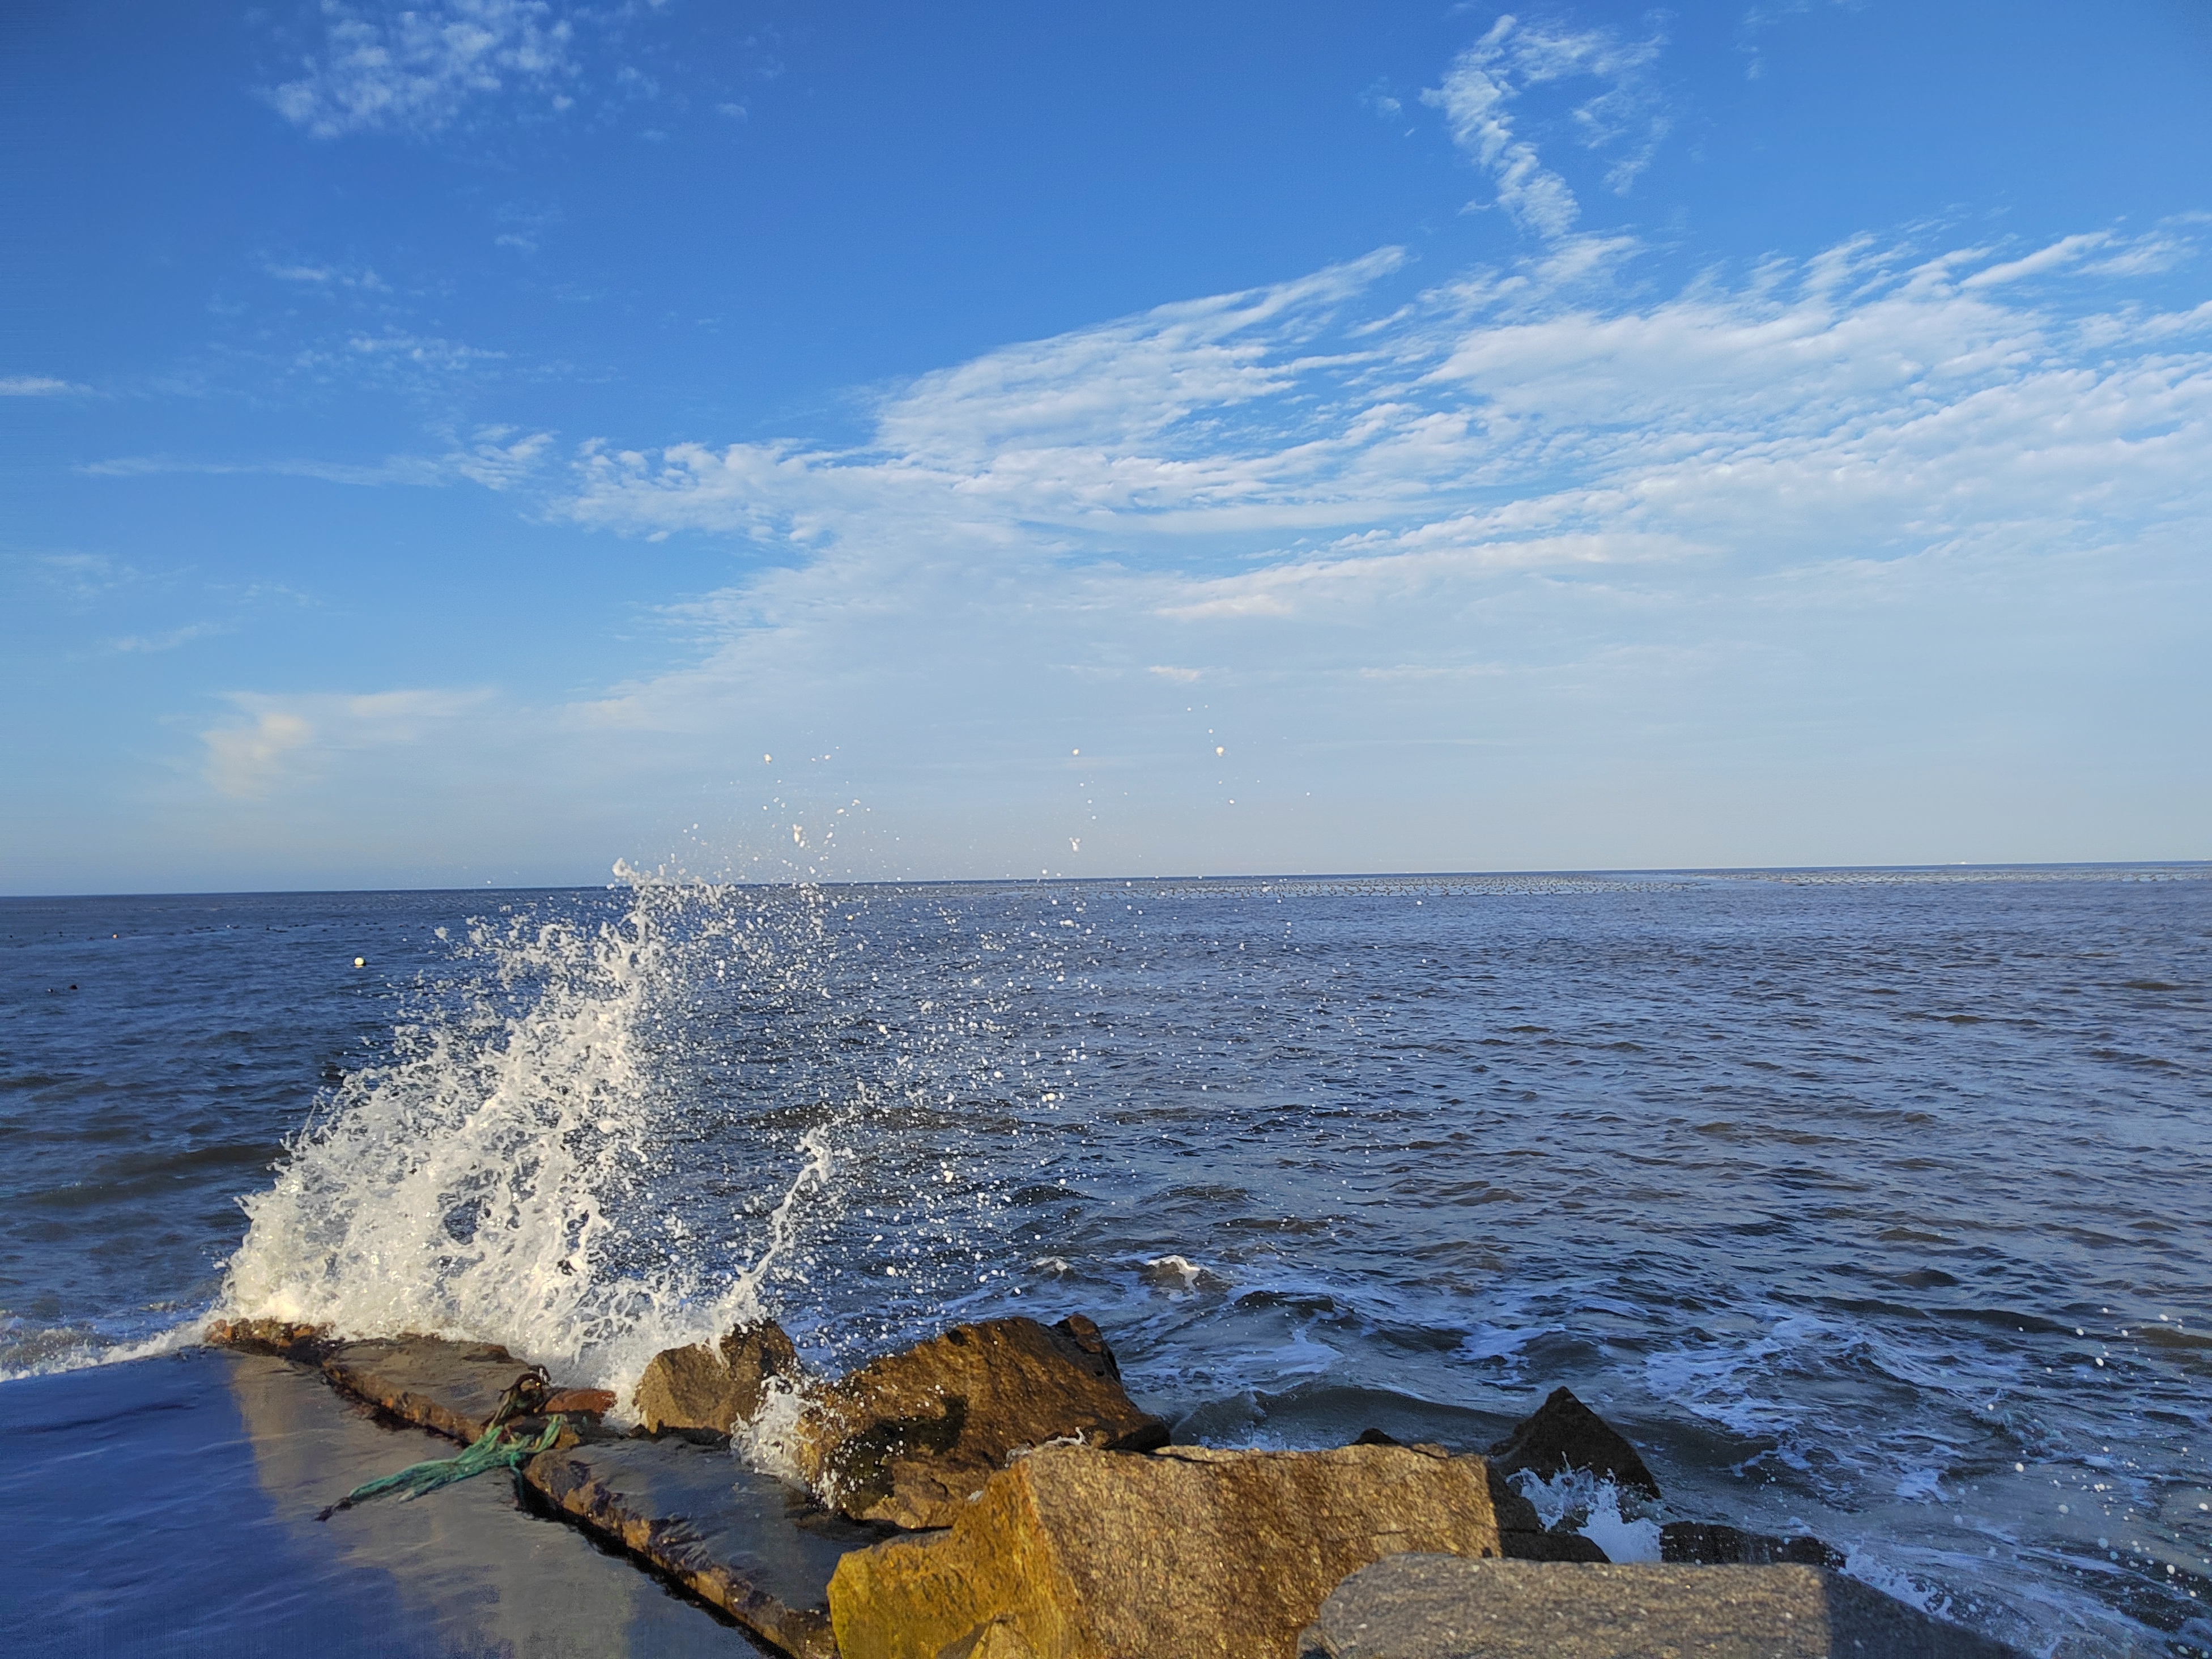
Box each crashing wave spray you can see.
[220,870,841,1403]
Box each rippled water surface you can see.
[3,867,2209,1656]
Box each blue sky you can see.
[5,1,2209,892]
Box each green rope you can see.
[319,1416,566,1521]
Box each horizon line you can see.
[5,858,2208,904]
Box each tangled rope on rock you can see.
[319,1366,567,1521]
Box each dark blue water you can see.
[3,869,2209,1656]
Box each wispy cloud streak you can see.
[1422,14,1669,239]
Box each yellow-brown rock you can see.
[794,1316,1167,1529]
[632,1319,800,1437]
[826,1441,1513,1659]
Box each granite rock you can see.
[827,1440,1517,1659]
[794,1316,1167,1529]
[1294,1553,2021,1659]
[633,1319,801,1437]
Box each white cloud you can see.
[203,708,317,798]
[264,260,390,290]
[82,428,552,490]
[109,622,231,654]
[267,0,580,138]
[159,214,2209,877]
[499,217,2212,873]
[1,375,88,395]
[202,688,494,797]
[561,228,2210,589]
[1421,14,1669,240]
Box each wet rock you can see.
[1047,1313,1122,1381]
[633,1319,801,1437]
[1503,1526,1609,1563]
[1479,1470,1609,1564]
[1295,1552,2022,1658]
[203,1316,334,1363]
[525,1436,882,1659]
[1486,1386,1661,1500]
[794,1316,1168,1529]
[321,1335,560,1444]
[1661,1520,1846,1568]
[826,1440,1516,1659]
[539,1387,618,1418]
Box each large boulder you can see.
[633,1320,801,1437]
[1294,1552,2022,1658]
[794,1316,1167,1529]
[1485,1386,1660,1500]
[826,1440,1518,1659]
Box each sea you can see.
[1,866,2207,1657]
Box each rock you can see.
[1049,1313,1123,1381]
[525,1435,882,1659]
[1505,1527,1609,1563]
[940,1618,1040,1659]
[1485,1387,1660,1500]
[1295,1553,2022,1658]
[540,1387,618,1418]
[203,1316,334,1362]
[633,1319,802,1436]
[826,1440,1517,1659]
[794,1316,1168,1529]
[320,1335,560,1444]
[1662,1520,1846,1568]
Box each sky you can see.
[4,0,2209,893]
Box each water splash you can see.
[219,871,846,1403]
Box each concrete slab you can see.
[0,1349,756,1657]
[320,1335,544,1443]
[527,1437,887,1659]
[204,1326,875,1658]
[1296,1554,2023,1659]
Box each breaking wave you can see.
[220,870,849,1406]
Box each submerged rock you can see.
[826,1440,1518,1659]
[1295,1552,2021,1658]
[633,1320,801,1437]
[794,1315,1168,1529]
[1486,1385,1661,1500]
[1661,1520,1846,1568]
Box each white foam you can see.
[1512,1469,1661,1563]
[218,873,841,1406]
[0,1315,205,1383]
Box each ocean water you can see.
[2,867,2209,1657]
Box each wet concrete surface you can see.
[0,1349,762,1657]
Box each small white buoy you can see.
[353,956,365,968]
